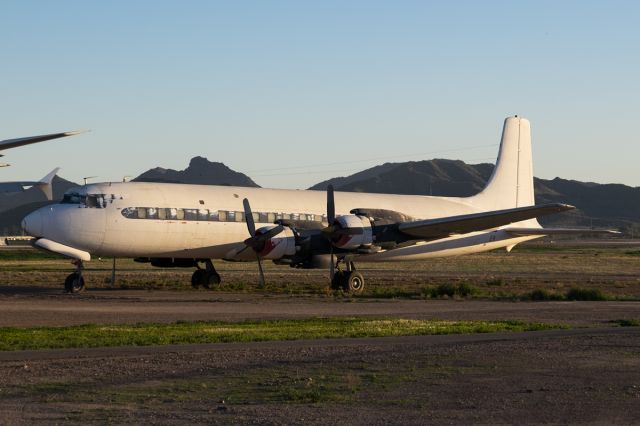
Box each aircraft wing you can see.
[0,130,85,152]
[504,227,621,236]
[397,203,574,240]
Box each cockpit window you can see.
[61,192,107,208]
[61,192,82,204]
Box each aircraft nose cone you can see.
[22,209,43,237]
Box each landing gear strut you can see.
[331,260,365,294]
[191,259,221,289]
[64,259,85,293]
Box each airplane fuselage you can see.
[24,181,539,262]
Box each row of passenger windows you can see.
[121,207,325,223]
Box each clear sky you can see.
[1,1,638,189]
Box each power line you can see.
[246,143,498,174]
[252,156,497,177]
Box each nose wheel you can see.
[191,259,221,289]
[331,260,365,294]
[64,260,85,293]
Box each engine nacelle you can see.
[255,226,297,260]
[332,215,373,250]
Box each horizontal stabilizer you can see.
[398,203,574,240]
[504,227,621,236]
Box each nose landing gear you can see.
[191,259,221,289]
[64,259,85,293]
[330,260,365,294]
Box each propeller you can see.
[322,185,365,282]
[325,185,336,281]
[242,198,283,288]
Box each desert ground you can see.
[1,242,640,424]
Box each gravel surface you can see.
[1,328,640,424]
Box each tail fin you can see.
[34,167,60,201]
[469,116,535,210]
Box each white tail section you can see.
[469,116,535,211]
[34,167,60,201]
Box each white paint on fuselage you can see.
[28,181,539,261]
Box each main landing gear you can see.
[64,259,85,293]
[191,259,221,289]
[331,259,365,294]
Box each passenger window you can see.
[168,208,178,220]
[299,214,307,221]
[147,208,158,219]
[292,213,300,220]
[227,211,235,222]
[176,209,185,220]
[121,207,138,219]
[258,213,268,223]
[235,211,244,222]
[252,212,259,222]
[198,209,209,221]
[267,213,276,222]
[158,208,167,220]
[184,209,197,220]
[208,210,219,221]
[137,207,147,219]
[282,213,291,220]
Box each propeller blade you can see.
[243,225,285,251]
[327,184,335,224]
[329,248,335,282]
[256,253,266,288]
[243,198,256,237]
[244,197,266,288]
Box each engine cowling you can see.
[331,215,373,249]
[254,225,297,259]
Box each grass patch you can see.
[427,282,479,298]
[565,287,609,301]
[0,318,564,351]
[525,289,564,301]
[485,278,505,287]
[612,319,640,327]
[0,249,62,261]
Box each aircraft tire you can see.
[64,273,85,293]
[201,272,221,289]
[191,269,206,288]
[344,271,365,295]
[331,271,346,290]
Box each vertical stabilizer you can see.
[469,116,535,210]
[34,167,60,201]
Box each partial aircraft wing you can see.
[0,130,86,152]
[504,227,621,236]
[397,203,574,240]
[0,167,60,200]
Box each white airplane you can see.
[22,116,617,293]
[0,130,85,167]
[0,167,60,201]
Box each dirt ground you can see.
[1,246,640,424]
[1,328,640,425]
